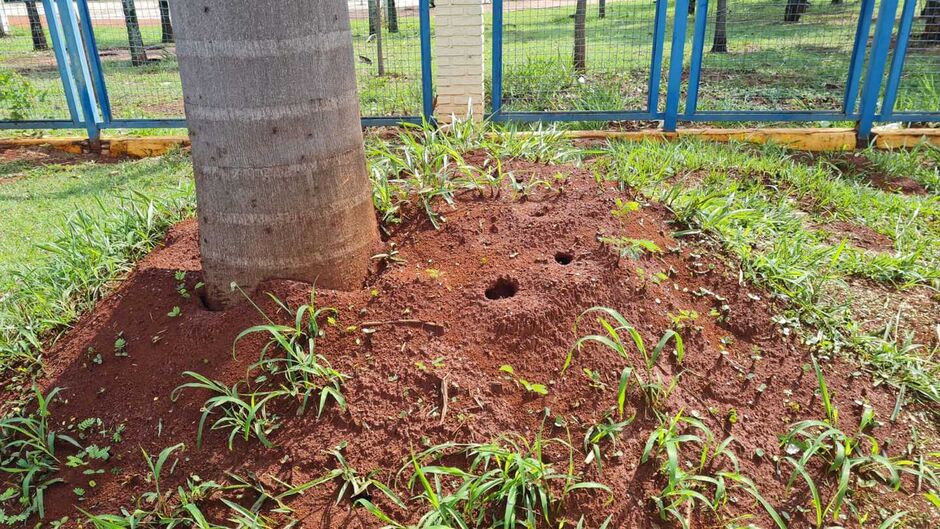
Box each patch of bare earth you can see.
[12,162,938,528]
[829,278,940,350]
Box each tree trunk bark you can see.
[784,0,810,23]
[387,0,399,33]
[25,0,48,51]
[599,0,606,19]
[159,0,174,43]
[166,0,379,309]
[923,0,940,44]
[712,0,728,53]
[574,0,587,73]
[121,0,149,66]
[368,0,378,35]
[689,0,696,15]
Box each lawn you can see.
[0,148,193,274]
[0,126,938,528]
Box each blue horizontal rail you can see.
[1,0,937,140]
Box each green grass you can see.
[0,151,192,273]
[0,150,195,390]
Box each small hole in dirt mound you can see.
[485,277,519,300]
[555,251,574,265]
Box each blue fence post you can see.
[75,0,112,126]
[52,0,102,142]
[646,0,669,117]
[41,0,84,129]
[684,0,709,118]
[844,0,877,116]
[857,0,900,142]
[491,0,504,118]
[880,0,918,121]
[419,0,434,124]
[663,0,691,132]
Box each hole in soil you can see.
[485,277,519,300]
[555,251,574,265]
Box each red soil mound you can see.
[28,161,934,527]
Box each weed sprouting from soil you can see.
[400,432,612,529]
[171,288,348,449]
[780,357,940,527]
[0,387,80,524]
[567,306,684,413]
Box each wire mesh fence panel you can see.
[689,0,863,114]
[83,0,182,120]
[893,0,940,112]
[349,0,426,117]
[497,0,661,114]
[0,1,73,121]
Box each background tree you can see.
[574,0,587,73]
[784,0,810,23]
[387,0,399,33]
[24,0,48,51]
[712,0,728,52]
[599,0,606,19]
[689,0,697,15]
[368,0,378,35]
[121,0,148,66]
[166,0,378,309]
[924,0,940,43]
[158,0,174,43]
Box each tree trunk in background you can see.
[121,0,149,66]
[368,0,378,35]
[25,1,48,51]
[923,0,940,44]
[599,0,606,19]
[689,0,696,15]
[832,0,842,4]
[387,0,399,33]
[166,0,379,309]
[574,0,587,73]
[784,0,810,23]
[159,0,174,43]
[712,0,728,52]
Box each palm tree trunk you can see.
[712,0,728,53]
[599,0,606,19]
[574,0,587,73]
[387,0,399,33]
[167,0,379,309]
[121,0,148,66]
[25,0,48,51]
[159,0,174,43]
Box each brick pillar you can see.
[434,0,485,122]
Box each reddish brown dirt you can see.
[797,152,929,196]
[814,220,895,252]
[12,162,937,527]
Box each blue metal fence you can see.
[490,0,940,140]
[2,0,938,141]
[0,0,434,137]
